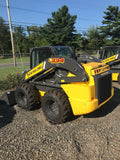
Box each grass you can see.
[0,56,30,64]
[0,66,30,91]
[0,66,30,80]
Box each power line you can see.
[0,5,51,15]
[3,20,88,34]
[3,19,88,32]
[77,17,101,22]
[11,20,44,26]
[0,4,102,22]
[4,20,44,26]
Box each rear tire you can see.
[41,89,73,124]
[15,83,40,110]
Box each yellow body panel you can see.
[61,62,113,115]
[102,55,116,64]
[83,62,103,68]
[82,62,110,76]
[112,73,119,81]
[61,83,113,115]
[36,62,113,116]
[61,83,95,102]
[25,62,44,79]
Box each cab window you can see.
[54,46,73,58]
[31,48,53,68]
[100,48,117,60]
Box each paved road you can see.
[0,62,29,68]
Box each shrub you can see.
[0,73,22,91]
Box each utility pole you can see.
[6,0,16,67]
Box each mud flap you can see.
[0,91,16,106]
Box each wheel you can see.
[41,89,73,124]
[15,83,40,110]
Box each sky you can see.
[0,0,120,34]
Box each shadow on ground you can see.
[0,100,16,129]
[84,87,120,118]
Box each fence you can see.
[76,50,98,57]
[0,50,99,67]
[0,52,30,58]
[0,53,30,67]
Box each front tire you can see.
[41,89,73,124]
[15,83,40,110]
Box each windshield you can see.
[54,46,73,58]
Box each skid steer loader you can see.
[98,46,120,83]
[15,46,114,124]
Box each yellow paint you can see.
[115,59,120,63]
[82,62,110,76]
[82,63,96,85]
[102,55,116,64]
[61,83,114,115]
[39,90,46,100]
[26,61,113,116]
[61,62,113,115]
[112,73,119,81]
[43,67,54,75]
[83,62,103,68]
[61,79,65,83]
[61,83,95,102]
[67,72,76,77]
[25,62,44,79]
[99,54,120,82]
[91,66,110,75]
[83,62,110,76]
[101,72,108,76]
[69,88,114,115]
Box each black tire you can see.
[41,89,73,124]
[15,83,40,110]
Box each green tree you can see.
[13,26,26,53]
[26,26,49,48]
[100,6,120,45]
[21,38,31,53]
[86,26,104,50]
[0,17,11,54]
[27,26,40,47]
[40,5,77,45]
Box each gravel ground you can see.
[0,82,120,160]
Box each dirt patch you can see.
[0,83,120,159]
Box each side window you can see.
[103,50,108,59]
[106,49,115,58]
[100,50,105,60]
[102,49,113,59]
[31,48,53,68]
[39,48,53,63]
[31,49,43,68]
[31,50,36,68]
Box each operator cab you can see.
[99,46,120,60]
[30,46,75,69]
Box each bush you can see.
[0,73,22,91]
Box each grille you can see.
[94,72,112,105]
